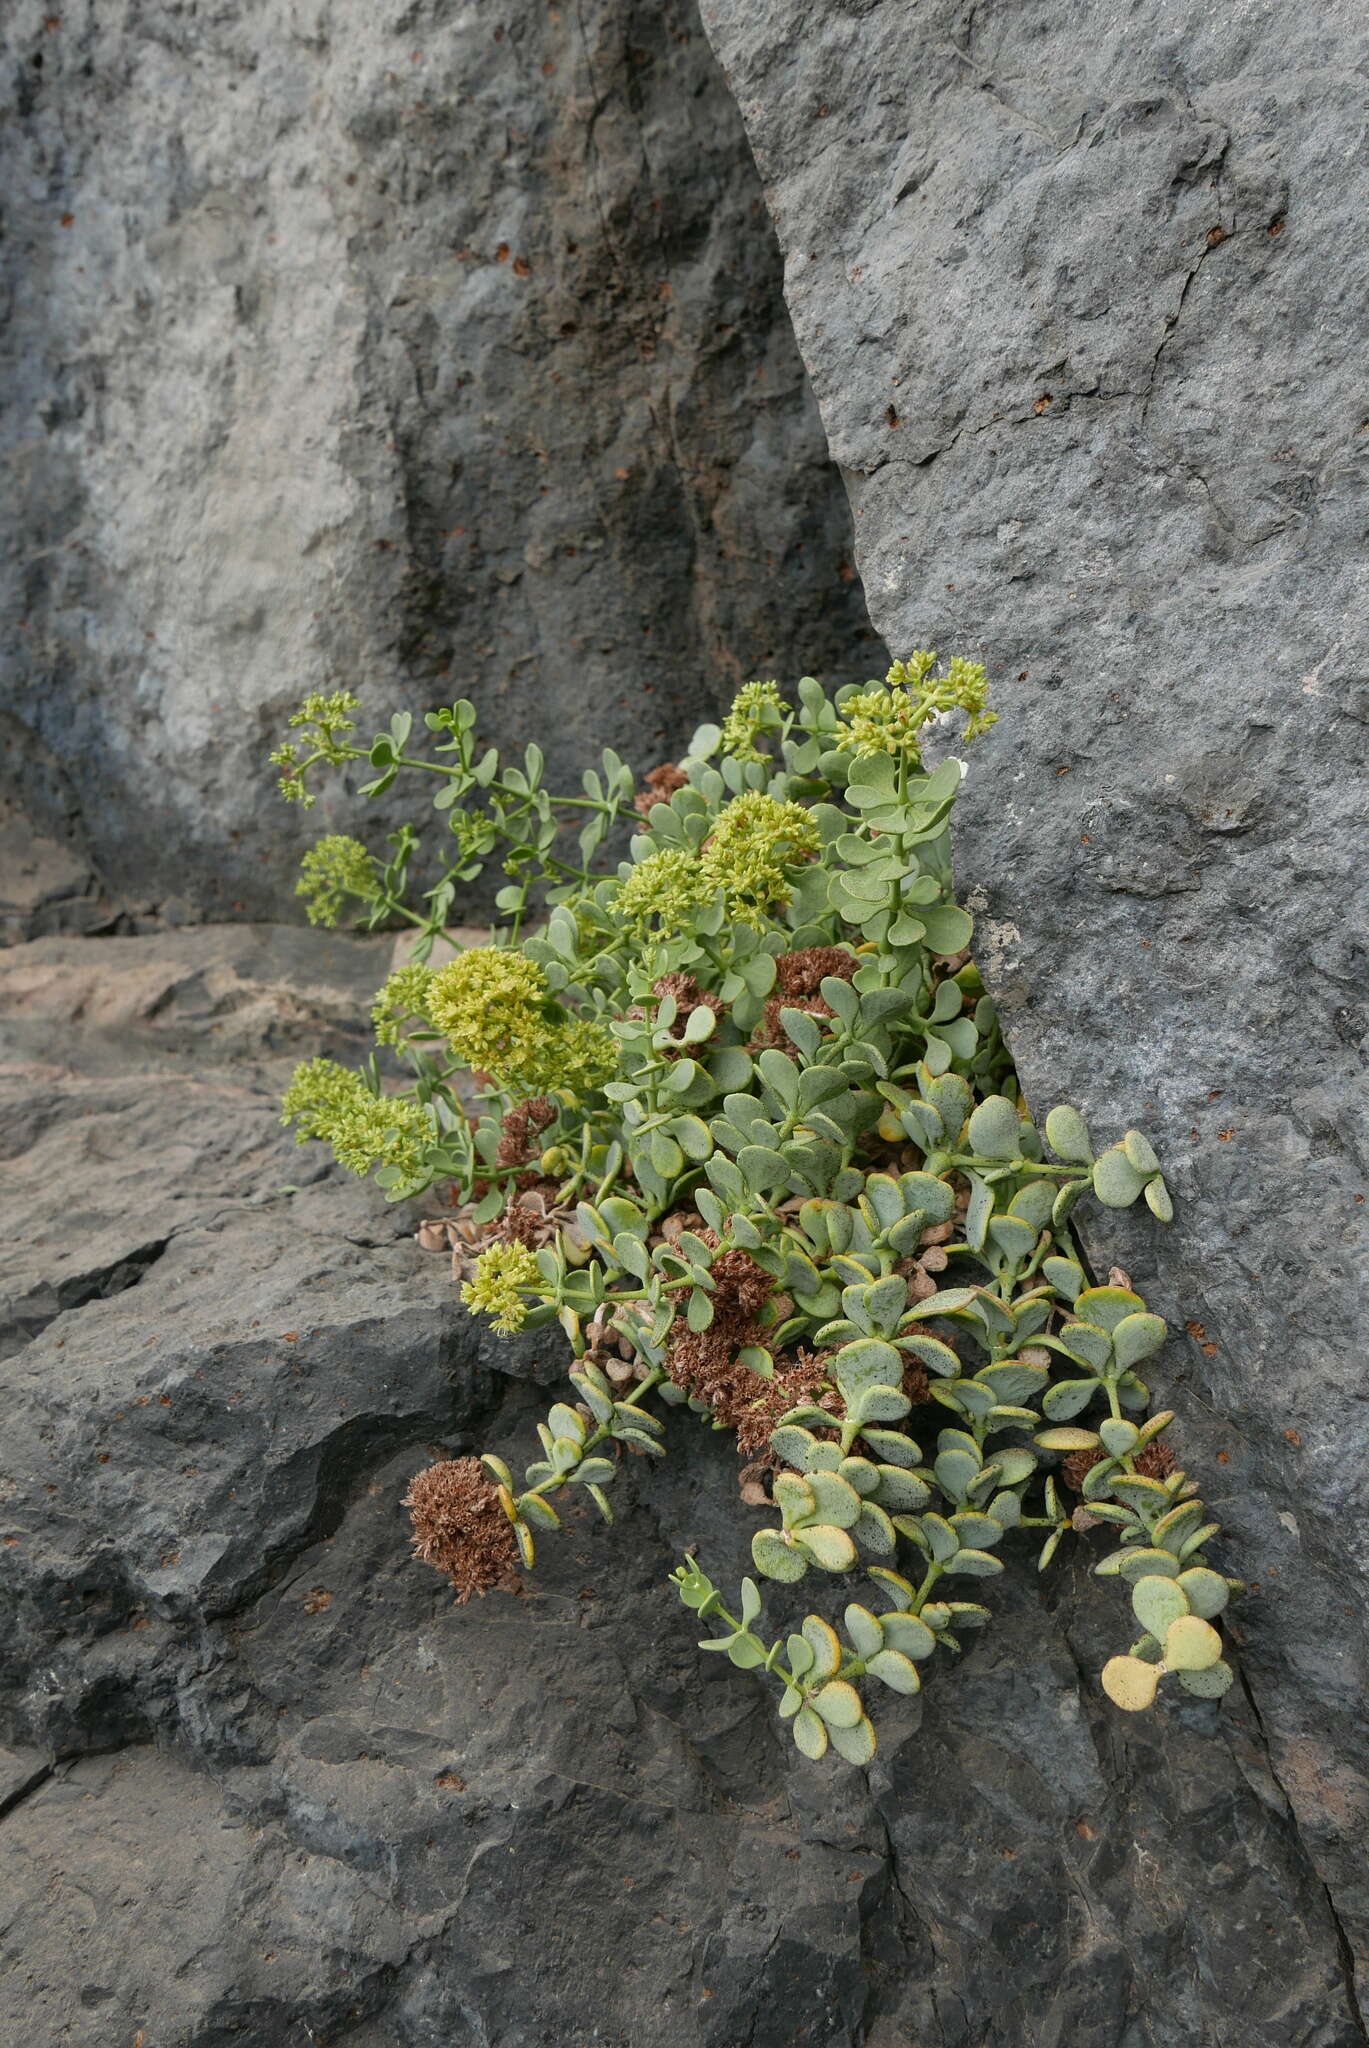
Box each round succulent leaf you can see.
[806,1470,863,1529]
[879,1610,937,1660]
[935,1378,995,1419]
[1056,1322,1114,1372]
[752,1528,808,1582]
[812,1680,864,1729]
[1163,1615,1223,1671]
[843,1604,886,1659]
[1044,1104,1094,1163]
[988,1214,1039,1263]
[797,1524,860,1572]
[1176,1567,1230,1620]
[1122,1128,1160,1175]
[871,1466,931,1513]
[773,1472,817,1527]
[795,1613,840,1679]
[1111,1312,1167,1372]
[859,1428,922,1469]
[866,1648,922,1695]
[828,1713,878,1767]
[967,1095,1023,1160]
[934,1446,983,1499]
[769,1425,819,1470]
[919,903,974,954]
[950,1510,1004,1549]
[1112,1546,1183,1583]
[1152,1501,1205,1552]
[1102,1655,1160,1711]
[865,1565,917,1611]
[572,1457,617,1487]
[988,1448,1038,1488]
[837,1457,882,1497]
[853,1501,897,1555]
[851,1386,914,1425]
[513,1521,536,1569]
[977,1361,1049,1405]
[548,1403,587,1443]
[1074,1285,1146,1331]
[1035,1427,1101,1452]
[1132,1574,1191,1637]
[834,1337,905,1395]
[898,1333,964,1377]
[1144,1176,1175,1222]
[921,1513,960,1562]
[943,1548,1003,1577]
[1041,1378,1099,1422]
[1092,1147,1146,1208]
[1176,1659,1235,1699]
[1099,1418,1140,1458]
[725,1633,766,1669]
[786,1632,815,1676]
[793,1705,829,1760]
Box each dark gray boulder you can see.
[699,0,1369,2009]
[0,0,870,923]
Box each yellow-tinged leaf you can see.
[1101,1654,1159,1711]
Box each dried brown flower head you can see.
[751,945,859,1049]
[404,1457,519,1601]
[1062,1436,1177,1494]
[633,761,689,823]
[495,1096,556,1169]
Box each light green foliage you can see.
[461,1242,542,1335]
[426,946,616,1096]
[295,835,380,927]
[280,1057,432,1183]
[269,659,1231,1762]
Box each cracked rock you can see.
[700,0,1369,2019]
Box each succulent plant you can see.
[271,659,1237,1761]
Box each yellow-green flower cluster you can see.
[372,961,435,1047]
[719,680,788,764]
[700,790,820,917]
[427,947,616,1095]
[271,691,361,805]
[460,1241,542,1334]
[614,848,711,935]
[281,1057,432,1180]
[295,836,379,927]
[835,653,996,761]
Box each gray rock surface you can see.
[699,0,1369,2011]
[1,927,1364,2044]
[0,0,871,923]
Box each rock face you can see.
[700,0,1369,2010]
[3,1,1367,2038]
[0,0,870,923]
[1,929,1365,2044]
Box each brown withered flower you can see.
[404,1457,519,1602]
[1062,1436,1178,1494]
[495,1096,556,1169]
[633,761,689,823]
[751,945,859,1050]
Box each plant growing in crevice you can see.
[272,660,1239,1763]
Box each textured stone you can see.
[0,928,1363,2045]
[700,0,1369,2009]
[0,0,871,923]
